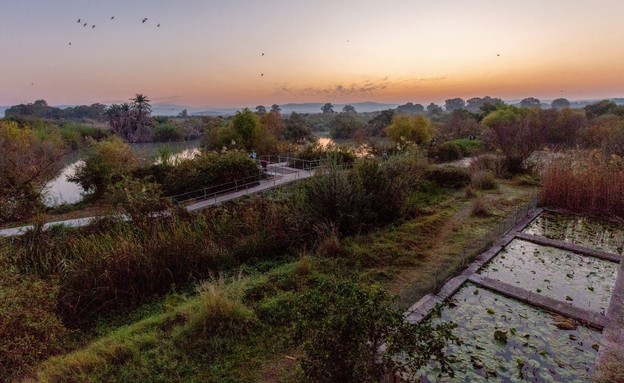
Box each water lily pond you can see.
[420,284,601,383]
[523,211,624,255]
[478,239,618,314]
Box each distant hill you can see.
[0,106,7,117]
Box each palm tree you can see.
[130,94,152,142]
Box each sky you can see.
[1,0,623,108]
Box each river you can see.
[43,140,201,207]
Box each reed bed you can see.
[541,150,624,218]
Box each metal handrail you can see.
[169,172,268,204]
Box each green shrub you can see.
[162,150,261,197]
[428,142,463,163]
[292,278,458,383]
[152,122,184,142]
[447,138,482,156]
[0,260,70,382]
[426,166,471,189]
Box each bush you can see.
[0,260,69,382]
[69,136,138,198]
[428,142,463,163]
[426,166,471,189]
[162,150,261,197]
[470,198,492,217]
[152,122,184,142]
[292,278,458,383]
[470,170,496,190]
[448,138,482,156]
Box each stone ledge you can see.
[515,232,621,263]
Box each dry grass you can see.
[541,150,624,218]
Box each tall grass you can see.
[7,197,299,323]
[541,150,624,218]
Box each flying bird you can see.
[110,16,114,20]
[261,73,264,77]
[77,18,81,23]
[157,23,160,27]
[496,53,500,56]
[92,25,95,28]
[69,42,72,45]
[83,23,87,27]
[261,53,264,56]
[142,18,148,23]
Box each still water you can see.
[43,140,201,207]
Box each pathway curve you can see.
[0,166,314,238]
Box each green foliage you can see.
[69,136,138,198]
[292,278,458,383]
[428,142,463,163]
[284,112,314,144]
[386,115,432,145]
[152,121,184,142]
[231,108,262,150]
[426,166,471,189]
[584,99,624,119]
[58,121,111,149]
[329,113,364,139]
[0,258,69,382]
[448,138,482,156]
[300,151,427,235]
[161,150,261,197]
[481,105,540,173]
[105,177,172,229]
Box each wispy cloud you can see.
[276,78,393,97]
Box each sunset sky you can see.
[1,0,623,108]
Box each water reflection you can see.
[44,140,201,206]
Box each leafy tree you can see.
[321,103,335,114]
[426,103,443,118]
[367,109,395,136]
[329,113,363,139]
[293,278,458,383]
[397,102,424,114]
[255,105,267,115]
[444,98,465,112]
[231,108,262,150]
[466,96,502,112]
[584,100,624,119]
[270,104,281,114]
[0,121,68,223]
[69,136,138,198]
[551,98,570,110]
[342,105,357,114]
[385,115,432,145]
[178,109,188,118]
[520,97,541,108]
[284,112,313,144]
[261,110,285,138]
[481,105,543,172]
[438,109,480,140]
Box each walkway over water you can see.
[0,160,316,238]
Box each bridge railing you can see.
[169,171,269,205]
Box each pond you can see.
[419,283,601,383]
[478,239,618,314]
[43,140,201,207]
[523,211,624,255]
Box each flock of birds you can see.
[69,16,160,45]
